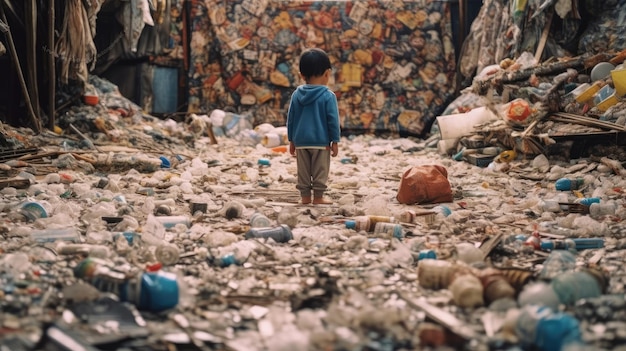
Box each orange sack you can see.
[396,165,453,205]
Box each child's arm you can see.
[289,141,296,156]
[330,141,338,157]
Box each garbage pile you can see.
[0,76,625,351]
[437,50,626,167]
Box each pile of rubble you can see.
[0,76,624,351]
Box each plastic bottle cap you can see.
[20,202,48,221]
[159,156,171,168]
[345,220,356,229]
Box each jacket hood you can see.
[294,85,328,105]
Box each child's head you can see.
[299,48,332,82]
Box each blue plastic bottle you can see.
[555,177,584,191]
[516,305,582,351]
[74,257,179,312]
[540,238,604,252]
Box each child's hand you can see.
[330,142,338,157]
[289,141,296,156]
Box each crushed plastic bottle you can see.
[245,224,293,243]
[539,250,577,280]
[550,269,606,306]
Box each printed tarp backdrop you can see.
[183,0,458,137]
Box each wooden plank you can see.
[0,177,31,189]
[479,232,503,260]
[399,292,480,342]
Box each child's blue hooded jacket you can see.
[287,85,341,147]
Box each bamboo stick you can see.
[0,3,41,133]
[550,112,626,132]
[48,0,55,130]
[26,0,40,118]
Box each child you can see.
[287,48,341,205]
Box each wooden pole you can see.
[0,3,41,134]
[48,0,55,130]
[26,0,40,118]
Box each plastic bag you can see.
[396,165,453,205]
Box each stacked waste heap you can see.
[0,73,625,351]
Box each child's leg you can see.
[295,149,313,204]
[310,149,332,204]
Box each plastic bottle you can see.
[31,227,81,243]
[541,200,562,213]
[154,215,191,229]
[74,257,179,312]
[366,215,396,232]
[155,244,180,266]
[223,201,245,219]
[589,202,616,218]
[417,259,468,290]
[540,238,604,252]
[539,250,577,280]
[555,177,584,191]
[56,243,110,258]
[189,202,208,214]
[448,273,484,308]
[155,204,172,216]
[345,216,371,232]
[516,305,582,351]
[373,222,404,240]
[249,212,272,228]
[550,269,606,306]
[244,224,293,243]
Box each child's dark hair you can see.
[299,48,331,80]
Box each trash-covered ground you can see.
[0,77,625,351]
